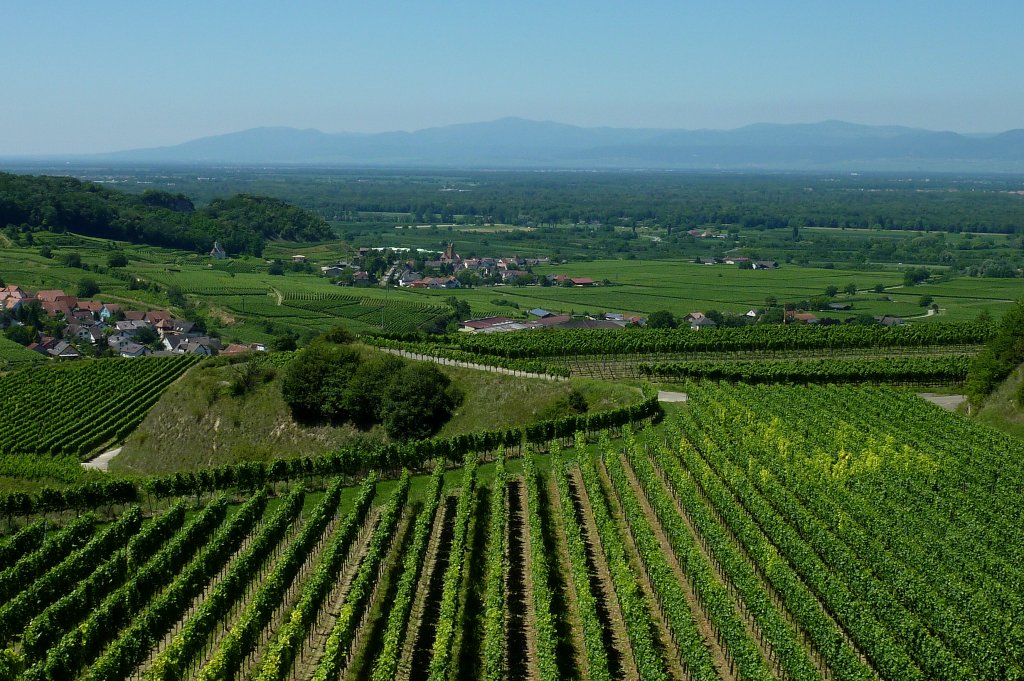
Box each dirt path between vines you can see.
[616,451,750,680]
[404,495,457,681]
[593,459,700,681]
[506,477,540,681]
[292,507,383,681]
[567,466,640,681]
[547,475,592,680]
[650,450,834,679]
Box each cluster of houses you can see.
[458,306,906,335]
[696,256,779,269]
[0,284,264,360]
[460,309,643,334]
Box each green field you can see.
[1,233,1017,348]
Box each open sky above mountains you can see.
[2,1,1023,156]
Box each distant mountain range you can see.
[77,118,1024,171]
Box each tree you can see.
[567,388,588,414]
[825,285,839,297]
[76,278,100,298]
[281,342,361,421]
[445,296,471,322]
[764,295,777,308]
[107,252,129,267]
[381,363,462,441]
[966,299,1024,404]
[873,283,886,294]
[903,267,931,286]
[39,245,52,259]
[62,252,82,268]
[4,325,35,346]
[321,325,356,344]
[844,282,858,295]
[343,354,405,427]
[268,259,285,276]
[646,310,677,329]
[132,325,161,348]
[704,309,725,326]
[272,333,298,351]
[919,295,934,307]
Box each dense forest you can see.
[0,173,332,256]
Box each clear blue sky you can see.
[2,0,1022,154]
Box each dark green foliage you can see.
[966,299,1024,404]
[380,362,462,440]
[132,326,160,347]
[140,190,194,212]
[903,267,931,286]
[76,277,100,298]
[268,259,285,276]
[280,342,361,421]
[62,252,82,268]
[106,251,128,267]
[320,325,356,345]
[0,172,331,256]
[271,333,297,351]
[280,345,461,440]
[646,309,677,329]
[343,354,405,426]
[445,295,471,321]
[4,325,35,346]
[567,388,588,413]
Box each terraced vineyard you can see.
[0,356,199,458]
[2,382,1022,680]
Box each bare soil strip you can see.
[547,475,593,681]
[342,508,416,681]
[405,496,458,681]
[235,502,359,679]
[133,516,269,677]
[182,513,307,680]
[506,477,539,681]
[291,507,383,681]
[566,467,640,681]
[616,452,747,680]
[592,459,693,681]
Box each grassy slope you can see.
[112,354,640,475]
[973,363,1024,439]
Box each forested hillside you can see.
[0,173,332,255]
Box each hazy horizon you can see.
[3,1,1023,155]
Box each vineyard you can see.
[283,292,450,334]
[378,320,995,358]
[0,356,199,459]
[2,383,1022,680]
[368,322,989,382]
[0,336,43,371]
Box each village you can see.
[0,283,264,360]
[303,243,599,290]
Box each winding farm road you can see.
[82,447,121,472]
